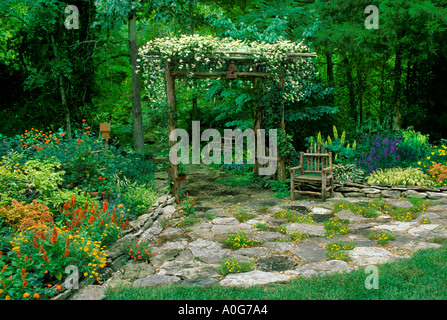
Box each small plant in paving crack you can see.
[222,231,259,249]
[218,258,254,275]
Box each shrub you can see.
[427,162,447,187]
[121,238,153,264]
[266,180,290,198]
[398,127,430,166]
[0,152,65,206]
[332,164,364,184]
[306,126,358,165]
[358,133,402,174]
[0,200,53,232]
[114,182,159,217]
[366,167,435,186]
[179,193,197,217]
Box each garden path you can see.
[70,164,447,299]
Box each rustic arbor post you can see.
[277,70,286,183]
[165,61,180,202]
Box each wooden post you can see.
[253,78,263,176]
[277,70,286,183]
[165,61,180,203]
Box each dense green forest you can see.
[1,0,446,151]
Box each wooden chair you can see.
[290,144,334,201]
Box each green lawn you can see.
[105,242,447,300]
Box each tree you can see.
[94,0,144,153]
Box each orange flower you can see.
[20,268,27,278]
[23,280,28,287]
[51,227,58,244]
[33,293,40,299]
[23,292,30,298]
[56,285,62,291]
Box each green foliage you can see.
[367,167,435,187]
[113,182,159,217]
[326,241,355,261]
[222,231,259,249]
[218,258,254,276]
[369,231,396,245]
[306,126,358,165]
[274,210,315,224]
[179,193,197,217]
[332,164,364,184]
[266,179,290,199]
[234,207,255,222]
[0,152,65,206]
[333,200,379,218]
[398,127,431,166]
[0,200,53,232]
[427,162,447,187]
[121,238,153,264]
[323,217,351,238]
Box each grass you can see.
[105,243,447,300]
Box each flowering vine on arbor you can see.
[137,34,317,104]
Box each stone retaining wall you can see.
[333,181,447,200]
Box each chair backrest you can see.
[301,144,332,173]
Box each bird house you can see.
[226,61,237,79]
[99,123,111,139]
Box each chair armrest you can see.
[322,167,332,172]
[290,166,302,172]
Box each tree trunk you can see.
[393,47,403,131]
[343,55,356,123]
[128,12,145,153]
[326,52,335,106]
[165,61,179,202]
[278,73,286,183]
[51,34,72,140]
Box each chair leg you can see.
[322,175,327,202]
[290,171,294,200]
[330,178,334,198]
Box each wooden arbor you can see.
[140,38,317,202]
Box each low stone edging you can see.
[333,181,447,200]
